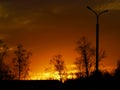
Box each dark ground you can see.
[0,79,119,90]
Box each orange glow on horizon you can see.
[29,64,115,81]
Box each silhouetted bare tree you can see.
[1,63,15,80]
[0,40,9,80]
[74,58,84,78]
[75,37,95,77]
[50,54,65,82]
[75,37,106,78]
[13,44,32,80]
[99,50,106,62]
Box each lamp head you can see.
[86,6,91,10]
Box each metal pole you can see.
[96,16,99,73]
[87,6,108,73]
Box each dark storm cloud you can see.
[0,0,83,28]
[0,0,84,39]
[0,0,119,38]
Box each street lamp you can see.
[87,6,108,73]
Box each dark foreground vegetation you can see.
[1,72,120,90]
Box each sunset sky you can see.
[0,0,120,75]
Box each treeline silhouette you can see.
[0,40,31,80]
[1,70,120,89]
[0,37,120,89]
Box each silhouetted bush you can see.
[114,60,120,80]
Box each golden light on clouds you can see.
[94,0,120,11]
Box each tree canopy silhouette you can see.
[50,54,65,82]
[75,37,95,77]
[13,44,32,80]
[0,40,10,80]
[75,37,106,78]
